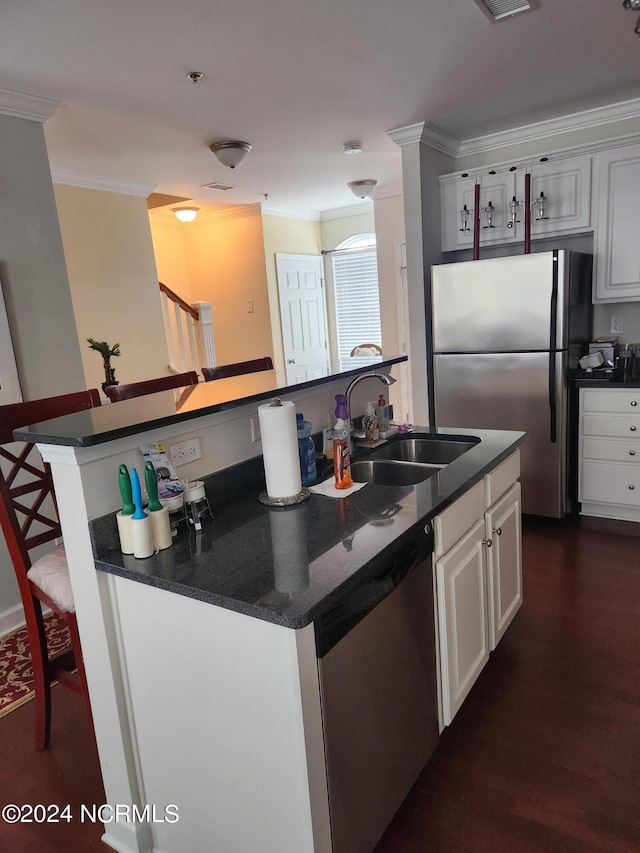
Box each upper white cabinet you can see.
[594,144,640,302]
[440,156,592,253]
[440,170,520,252]
[528,156,592,240]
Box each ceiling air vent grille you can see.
[202,182,235,191]
[473,0,532,21]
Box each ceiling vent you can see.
[472,0,533,21]
[202,182,235,191]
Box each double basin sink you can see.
[350,434,480,487]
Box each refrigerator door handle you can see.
[548,350,557,443]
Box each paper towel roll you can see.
[258,399,302,499]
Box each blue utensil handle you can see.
[130,468,148,519]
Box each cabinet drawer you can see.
[433,480,484,557]
[582,437,640,462]
[582,389,640,413]
[581,461,640,506]
[582,414,640,438]
[484,450,520,507]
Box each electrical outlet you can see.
[610,315,624,335]
[170,437,201,466]
[250,417,261,443]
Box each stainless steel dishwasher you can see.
[315,521,439,853]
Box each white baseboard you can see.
[0,603,26,638]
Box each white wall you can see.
[0,113,86,629]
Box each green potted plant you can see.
[87,338,121,392]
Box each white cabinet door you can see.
[485,482,522,650]
[594,144,640,303]
[440,156,592,253]
[528,156,592,239]
[440,171,520,252]
[435,518,489,726]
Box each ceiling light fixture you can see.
[186,71,204,84]
[209,140,252,169]
[343,142,363,155]
[172,207,199,223]
[348,179,377,199]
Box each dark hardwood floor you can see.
[375,516,640,853]
[1,516,639,852]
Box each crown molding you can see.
[51,168,155,197]
[0,88,60,122]
[387,121,460,157]
[457,97,640,159]
[371,181,404,200]
[261,203,321,221]
[320,201,374,221]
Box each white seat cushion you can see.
[27,543,75,613]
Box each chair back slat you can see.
[104,371,199,402]
[202,357,273,381]
[0,390,101,579]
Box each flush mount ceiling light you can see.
[172,207,199,223]
[343,142,363,155]
[348,179,377,199]
[209,140,252,169]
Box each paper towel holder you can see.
[259,488,311,507]
[258,398,312,506]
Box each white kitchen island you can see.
[16,365,524,853]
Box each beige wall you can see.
[372,191,406,419]
[262,214,322,375]
[54,184,169,389]
[149,221,193,303]
[181,207,272,365]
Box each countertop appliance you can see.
[429,250,592,518]
[315,521,438,853]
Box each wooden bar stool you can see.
[0,389,100,749]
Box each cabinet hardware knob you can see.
[629,485,635,490]
[631,450,636,456]
[631,426,637,432]
[632,401,638,407]
[482,538,493,548]
[287,359,296,364]
[424,523,432,536]
[493,527,502,536]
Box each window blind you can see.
[332,246,381,370]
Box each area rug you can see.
[0,613,70,719]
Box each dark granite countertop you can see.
[572,368,640,388]
[13,355,406,447]
[91,427,524,629]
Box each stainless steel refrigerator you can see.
[429,250,592,518]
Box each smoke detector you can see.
[472,0,534,21]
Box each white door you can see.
[276,253,330,385]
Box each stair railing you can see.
[159,282,216,376]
